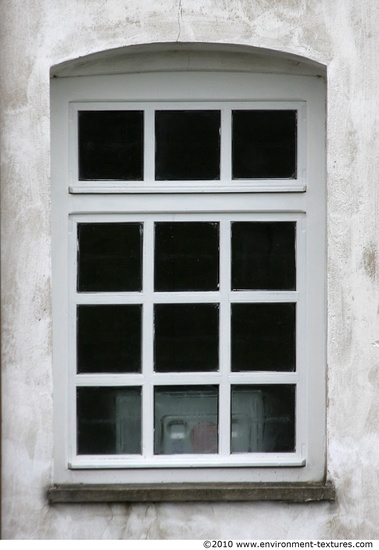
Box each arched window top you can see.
[51,42,326,79]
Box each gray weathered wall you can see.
[1,0,379,539]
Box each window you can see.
[51,63,326,486]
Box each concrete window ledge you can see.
[48,481,335,504]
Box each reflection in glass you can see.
[155,110,220,180]
[77,223,142,292]
[231,303,296,372]
[77,305,142,373]
[155,222,219,291]
[154,386,218,454]
[232,110,297,179]
[232,222,296,290]
[154,304,219,372]
[77,387,142,454]
[231,385,295,452]
[78,110,143,180]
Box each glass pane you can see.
[77,305,142,373]
[78,110,143,180]
[155,110,220,180]
[155,222,219,291]
[231,385,295,452]
[77,223,142,292]
[154,304,219,372]
[77,387,141,454]
[232,222,296,290]
[231,303,296,372]
[232,110,297,179]
[154,386,218,454]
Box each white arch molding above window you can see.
[49,44,334,503]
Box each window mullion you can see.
[144,107,155,183]
[219,218,231,457]
[220,109,231,183]
[142,219,154,459]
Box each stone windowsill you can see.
[48,481,335,504]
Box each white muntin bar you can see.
[219,218,232,457]
[142,219,155,459]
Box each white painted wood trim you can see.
[51,69,326,485]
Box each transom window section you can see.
[72,103,304,193]
[74,216,301,464]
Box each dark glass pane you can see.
[77,305,142,373]
[232,110,297,179]
[78,110,143,180]
[77,223,142,292]
[231,303,295,372]
[231,385,295,452]
[232,222,296,290]
[154,386,218,454]
[155,222,219,291]
[154,304,219,372]
[155,110,220,180]
[77,387,141,454]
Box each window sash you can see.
[68,212,306,468]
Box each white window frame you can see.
[51,69,326,485]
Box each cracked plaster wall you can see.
[1,0,379,540]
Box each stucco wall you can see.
[1,0,379,539]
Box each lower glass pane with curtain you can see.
[154,385,219,455]
[77,386,142,455]
[231,385,296,453]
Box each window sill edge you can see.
[47,481,335,504]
